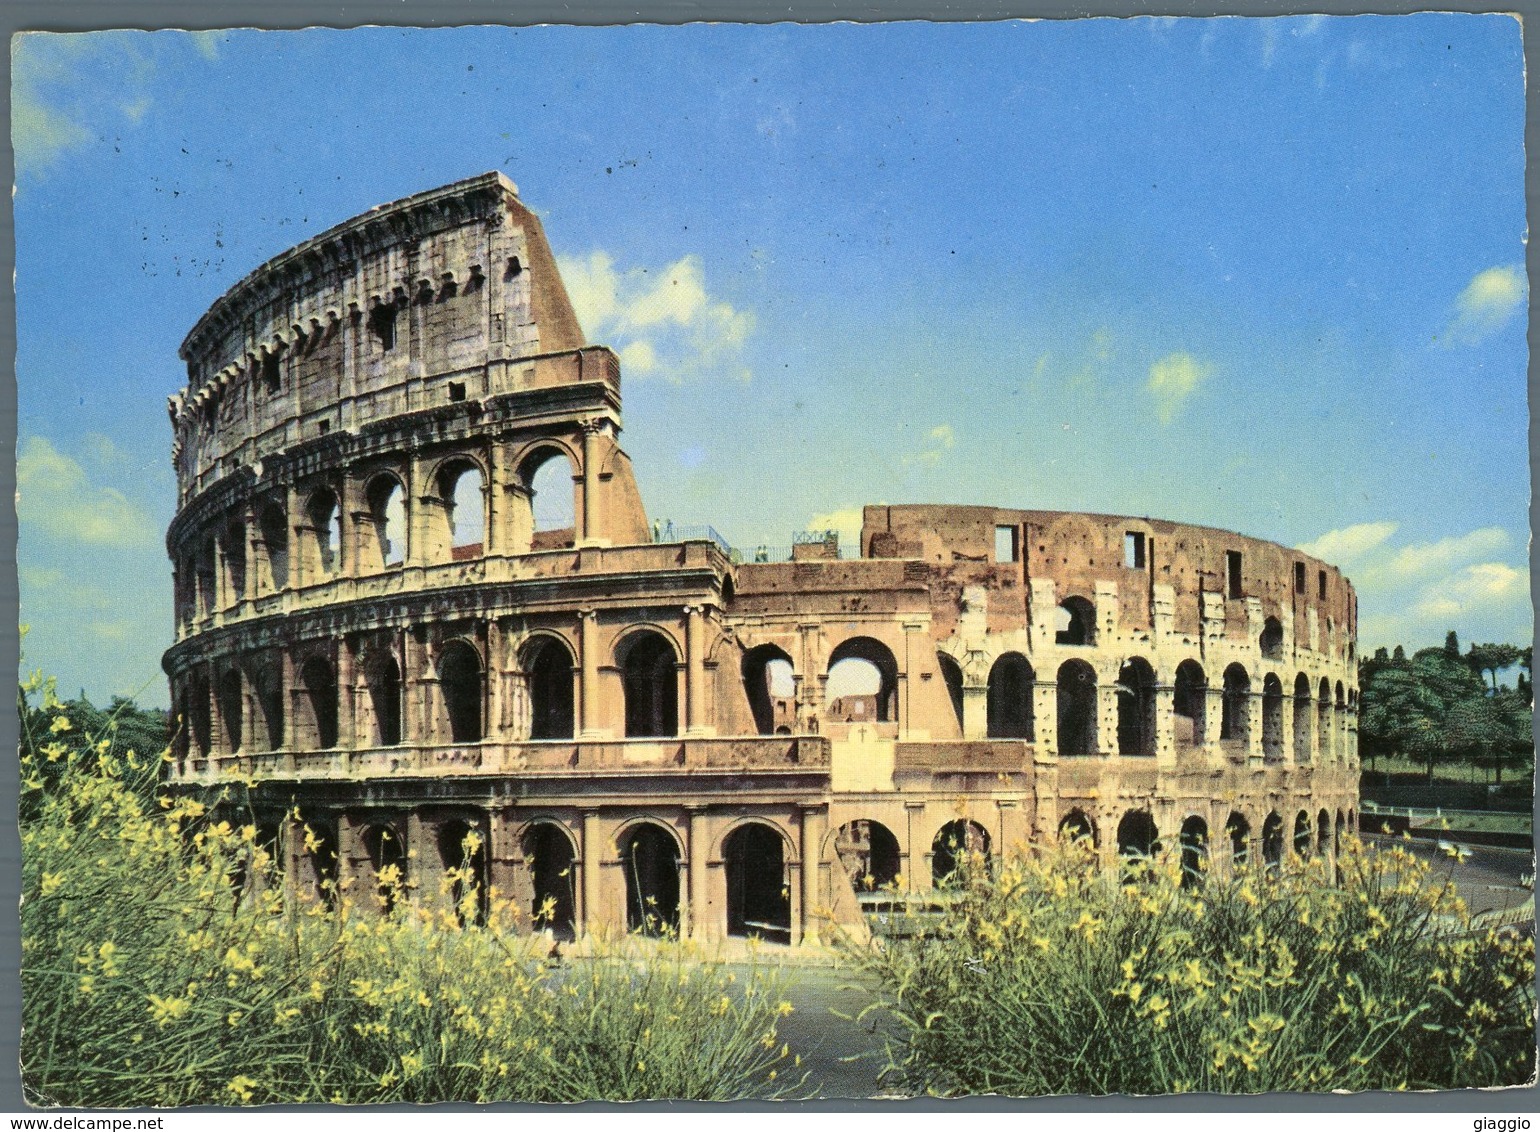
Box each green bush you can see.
[840,839,1535,1095]
[20,675,803,1106]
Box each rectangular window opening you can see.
[1318,569,1327,600]
[1124,531,1146,570]
[1226,550,1243,599]
[448,381,466,402]
[994,525,1018,564]
[1294,561,1306,593]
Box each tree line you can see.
[1358,631,1533,785]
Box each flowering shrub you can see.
[20,673,802,1106]
[840,838,1534,1095]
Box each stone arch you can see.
[1294,809,1312,857]
[223,518,247,602]
[937,652,965,733]
[436,817,488,927]
[1220,663,1251,744]
[1058,808,1097,848]
[617,629,680,738]
[1225,811,1250,867]
[1260,616,1284,660]
[826,636,899,725]
[304,486,342,578]
[742,643,796,736]
[435,457,486,559]
[438,639,484,743]
[249,657,284,751]
[364,650,403,747]
[1317,809,1332,859]
[1115,656,1156,756]
[1056,659,1097,756]
[932,819,990,887]
[1261,673,1284,762]
[258,501,289,591]
[188,669,212,758]
[1179,815,1209,888]
[299,655,338,750]
[521,634,575,740]
[1262,810,1285,869]
[986,652,1035,740]
[517,442,579,549]
[1293,673,1313,763]
[832,819,901,892]
[521,820,577,940]
[618,820,683,936]
[1317,676,1332,761]
[723,820,792,944]
[1173,659,1207,748]
[1055,595,1096,646]
[217,667,243,753]
[360,822,407,914]
[195,536,217,616]
[365,473,408,568]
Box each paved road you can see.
[1361,832,1533,917]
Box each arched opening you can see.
[361,824,407,914]
[524,449,577,546]
[621,823,682,937]
[1116,657,1156,756]
[620,632,679,738]
[196,538,217,616]
[1293,673,1312,763]
[1317,809,1331,859]
[1054,596,1096,645]
[724,823,789,944]
[937,653,965,733]
[1261,674,1284,762]
[1226,811,1250,867]
[306,489,341,577]
[1117,810,1160,859]
[298,818,338,907]
[742,644,795,736]
[258,503,289,591]
[437,819,488,927]
[1260,616,1284,660]
[224,522,247,602]
[252,662,283,751]
[188,671,212,758]
[1335,810,1346,855]
[1262,811,1284,870]
[1293,810,1312,858]
[826,637,899,724]
[1317,677,1332,762]
[1056,659,1097,756]
[439,641,484,743]
[1179,815,1208,888]
[524,637,575,740]
[367,476,408,568]
[1058,808,1097,849]
[1220,663,1250,744]
[522,823,577,940]
[1173,660,1207,748]
[366,654,402,747]
[300,657,338,750]
[931,819,990,887]
[218,669,243,753]
[986,653,1035,740]
[1334,681,1347,761]
[833,820,901,892]
[439,462,486,559]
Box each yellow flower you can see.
[39,872,63,897]
[147,994,189,1026]
[226,1075,257,1103]
[50,715,72,734]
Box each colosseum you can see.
[163,172,1360,944]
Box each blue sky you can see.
[12,17,1530,707]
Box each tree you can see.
[1444,631,1461,660]
[1359,646,1490,784]
[18,680,169,817]
[1467,642,1521,694]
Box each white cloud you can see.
[1147,352,1211,424]
[1296,521,1398,565]
[1365,526,1510,587]
[1412,562,1529,621]
[1445,265,1527,344]
[806,506,867,550]
[557,250,754,384]
[17,436,159,548]
[903,423,957,468]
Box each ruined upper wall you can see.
[167,173,598,501]
[862,504,1358,654]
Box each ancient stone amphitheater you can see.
[164,172,1359,943]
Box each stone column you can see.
[688,806,710,940]
[1095,679,1118,756]
[486,620,504,740]
[207,660,226,758]
[285,483,303,589]
[243,507,262,600]
[579,420,600,546]
[581,809,602,936]
[485,436,507,557]
[799,805,825,946]
[407,451,430,568]
[337,637,357,750]
[578,610,602,738]
[899,622,928,739]
[685,606,708,736]
[339,472,363,578]
[903,801,926,891]
[1280,693,1295,764]
[1033,681,1058,754]
[1245,691,1263,766]
[1154,684,1176,768]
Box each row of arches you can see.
[176,448,578,623]
[1050,603,1347,665]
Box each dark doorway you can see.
[1294,673,1313,763]
[621,823,681,936]
[987,653,1035,739]
[1226,811,1251,868]
[368,656,402,746]
[621,633,679,738]
[439,641,483,743]
[1294,810,1312,858]
[937,653,965,733]
[743,645,795,735]
[834,820,901,892]
[932,819,990,887]
[1056,659,1096,755]
[1116,657,1156,755]
[1173,660,1207,748]
[218,669,243,752]
[1058,809,1096,849]
[301,657,338,750]
[1179,815,1208,888]
[725,823,790,944]
[301,817,339,907]
[361,824,407,914]
[523,823,577,940]
[437,819,488,927]
[1262,811,1285,871]
[526,638,575,740]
